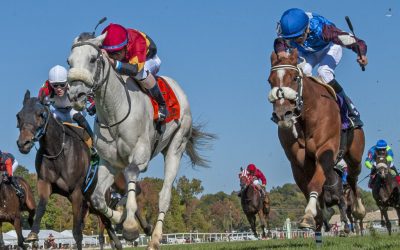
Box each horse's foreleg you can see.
[382,208,391,235]
[257,211,266,238]
[99,214,122,250]
[91,162,121,223]
[121,165,140,242]
[71,190,84,250]
[27,180,51,241]
[246,214,258,238]
[14,217,25,249]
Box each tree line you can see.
[2,166,378,234]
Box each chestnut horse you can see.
[344,185,366,235]
[239,171,270,238]
[267,49,365,233]
[0,174,36,249]
[371,155,400,235]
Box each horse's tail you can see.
[185,123,216,167]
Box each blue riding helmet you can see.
[376,139,387,149]
[280,8,309,38]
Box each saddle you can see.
[63,122,92,148]
[309,76,353,130]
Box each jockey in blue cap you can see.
[274,8,368,128]
[365,139,399,188]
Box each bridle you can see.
[269,64,304,114]
[70,41,132,129]
[71,41,110,93]
[19,105,66,159]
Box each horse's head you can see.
[16,90,50,154]
[267,49,303,129]
[239,173,253,189]
[67,32,107,111]
[375,156,390,180]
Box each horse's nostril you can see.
[284,111,293,119]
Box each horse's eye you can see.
[90,57,97,63]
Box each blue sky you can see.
[1,0,399,194]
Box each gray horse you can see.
[67,33,214,249]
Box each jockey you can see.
[246,164,267,196]
[0,150,24,197]
[38,65,98,165]
[100,23,168,122]
[365,139,399,187]
[274,8,368,128]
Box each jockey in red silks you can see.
[246,163,267,192]
[100,23,168,123]
[0,150,24,197]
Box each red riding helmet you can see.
[101,23,128,52]
[247,164,256,173]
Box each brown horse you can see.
[344,185,366,235]
[267,49,365,234]
[0,174,36,249]
[371,155,400,235]
[239,172,270,238]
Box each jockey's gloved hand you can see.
[87,103,96,116]
[261,184,266,189]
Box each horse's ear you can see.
[93,32,107,47]
[23,90,30,105]
[271,51,279,66]
[289,48,299,63]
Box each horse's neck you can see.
[95,62,147,125]
[40,116,63,155]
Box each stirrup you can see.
[158,105,168,122]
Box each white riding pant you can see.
[253,179,262,186]
[50,105,84,123]
[12,160,18,174]
[299,43,342,83]
[134,55,162,81]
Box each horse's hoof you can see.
[344,224,350,234]
[25,232,38,242]
[122,228,139,241]
[144,225,153,236]
[299,214,316,230]
[147,242,160,250]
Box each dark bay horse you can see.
[0,174,36,249]
[16,91,124,250]
[371,156,400,235]
[267,49,365,234]
[239,171,270,238]
[344,185,366,235]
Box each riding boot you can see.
[328,79,363,128]
[10,177,24,199]
[109,191,123,209]
[72,113,99,166]
[148,84,168,122]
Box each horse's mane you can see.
[77,32,95,42]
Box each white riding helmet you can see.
[49,65,68,83]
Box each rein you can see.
[269,64,304,114]
[70,42,132,129]
[27,105,65,159]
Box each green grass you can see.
[127,233,400,249]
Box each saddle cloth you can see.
[62,123,92,148]
[149,77,180,123]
